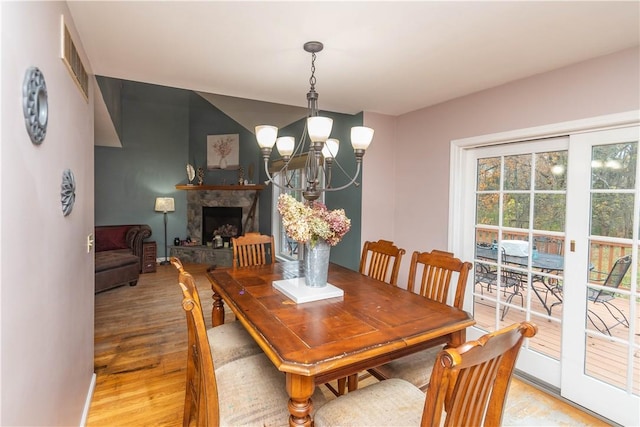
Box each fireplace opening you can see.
[202,207,243,243]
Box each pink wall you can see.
[1,2,95,424]
[361,113,397,245]
[363,47,639,286]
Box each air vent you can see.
[60,15,88,101]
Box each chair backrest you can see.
[179,281,220,426]
[591,255,632,302]
[359,239,406,286]
[407,250,472,310]
[170,256,185,273]
[422,321,538,427]
[603,255,631,289]
[171,257,208,339]
[231,232,276,268]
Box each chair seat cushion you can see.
[314,378,425,426]
[207,321,261,367]
[370,346,442,390]
[216,353,328,426]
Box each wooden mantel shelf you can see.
[175,184,266,191]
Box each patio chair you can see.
[587,255,631,335]
[474,246,524,320]
[314,322,538,427]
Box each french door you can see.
[563,126,639,426]
[452,116,639,425]
[466,137,568,388]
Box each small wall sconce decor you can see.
[61,169,76,216]
[22,66,48,145]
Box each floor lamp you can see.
[155,197,175,265]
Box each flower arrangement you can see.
[277,194,351,247]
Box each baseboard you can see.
[80,372,97,427]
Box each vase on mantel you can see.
[304,239,330,287]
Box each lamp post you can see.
[154,197,175,265]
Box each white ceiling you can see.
[69,1,639,118]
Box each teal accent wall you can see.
[95,78,364,270]
[95,80,189,257]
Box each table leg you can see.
[211,290,225,327]
[285,373,315,427]
[448,329,466,348]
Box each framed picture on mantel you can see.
[207,134,239,170]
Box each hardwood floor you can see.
[88,263,608,426]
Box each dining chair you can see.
[331,239,407,396]
[587,254,631,335]
[177,281,328,426]
[359,239,406,286]
[367,250,472,391]
[170,257,261,367]
[231,232,276,268]
[314,321,538,427]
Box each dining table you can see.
[206,260,475,427]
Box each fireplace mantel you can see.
[175,184,265,191]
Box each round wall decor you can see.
[22,67,48,144]
[61,169,76,216]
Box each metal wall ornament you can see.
[22,67,49,144]
[61,169,76,216]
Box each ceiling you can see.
[69,1,639,136]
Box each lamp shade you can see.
[307,116,333,143]
[276,136,295,157]
[154,197,175,213]
[255,125,278,149]
[350,126,374,150]
[322,138,340,159]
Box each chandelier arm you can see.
[323,162,362,192]
[263,158,308,193]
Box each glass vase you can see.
[304,239,330,287]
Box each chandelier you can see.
[255,41,374,201]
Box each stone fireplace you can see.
[185,188,261,245]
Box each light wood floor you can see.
[88,263,609,426]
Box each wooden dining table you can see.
[206,261,475,427]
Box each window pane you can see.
[591,194,635,239]
[504,154,531,191]
[591,143,637,190]
[503,194,530,229]
[476,194,499,226]
[534,194,566,232]
[477,157,501,191]
[536,151,567,191]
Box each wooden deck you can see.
[472,280,639,395]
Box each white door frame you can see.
[448,110,639,419]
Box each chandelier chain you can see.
[309,52,317,89]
